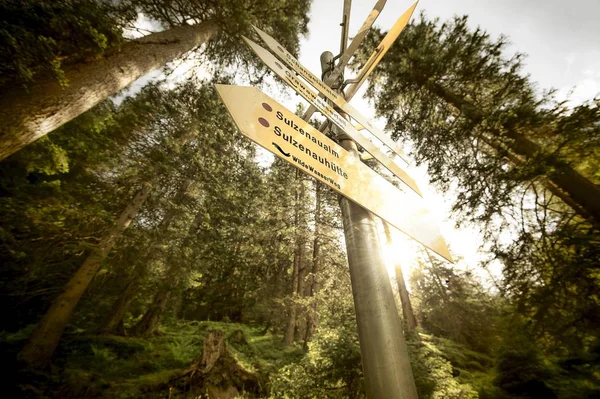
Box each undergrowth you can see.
[4,320,303,398]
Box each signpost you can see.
[298,1,419,128]
[336,0,387,69]
[242,36,421,196]
[215,84,452,261]
[216,1,447,396]
[252,24,409,163]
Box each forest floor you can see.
[4,321,304,398]
[3,320,498,398]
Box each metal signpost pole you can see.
[321,54,419,398]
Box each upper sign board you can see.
[337,0,387,69]
[346,1,418,97]
[242,36,422,197]
[215,84,452,262]
[252,24,409,163]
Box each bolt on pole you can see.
[319,51,418,398]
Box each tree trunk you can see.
[394,265,418,333]
[303,182,322,349]
[424,80,600,226]
[100,178,193,335]
[284,171,306,346]
[383,222,418,334]
[129,289,171,336]
[294,260,306,341]
[0,20,218,160]
[283,247,299,346]
[18,183,152,368]
[100,265,144,335]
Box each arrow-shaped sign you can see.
[243,36,421,196]
[298,1,418,131]
[252,24,409,164]
[345,1,418,100]
[337,0,387,70]
[215,84,452,262]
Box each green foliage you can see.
[270,326,364,398]
[408,336,479,399]
[0,0,134,89]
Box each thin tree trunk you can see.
[294,257,306,341]
[394,265,417,333]
[100,173,193,335]
[19,183,152,368]
[283,247,299,346]
[284,171,306,346]
[131,196,203,336]
[303,182,321,350]
[0,20,218,160]
[100,264,145,335]
[424,80,600,226]
[261,311,273,335]
[383,222,418,334]
[129,289,171,336]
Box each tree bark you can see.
[283,246,299,346]
[303,182,321,349]
[284,171,306,346]
[0,20,218,160]
[100,264,145,335]
[424,80,600,226]
[394,264,418,333]
[100,174,193,335]
[129,289,171,336]
[19,183,152,368]
[382,222,418,334]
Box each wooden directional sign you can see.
[242,36,422,197]
[215,84,452,262]
[252,24,409,163]
[337,0,387,69]
[346,1,418,98]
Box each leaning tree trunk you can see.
[383,222,418,334]
[0,20,218,160]
[100,263,146,336]
[424,80,600,226]
[18,183,152,368]
[100,178,193,335]
[129,289,171,336]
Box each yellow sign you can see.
[242,36,422,197]
[252,24,409,163]
[350,1,418,93]
[336,0,388,69]
[215,84,452,262]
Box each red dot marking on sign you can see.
[258,117,270,128]
[262,102,272,112]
